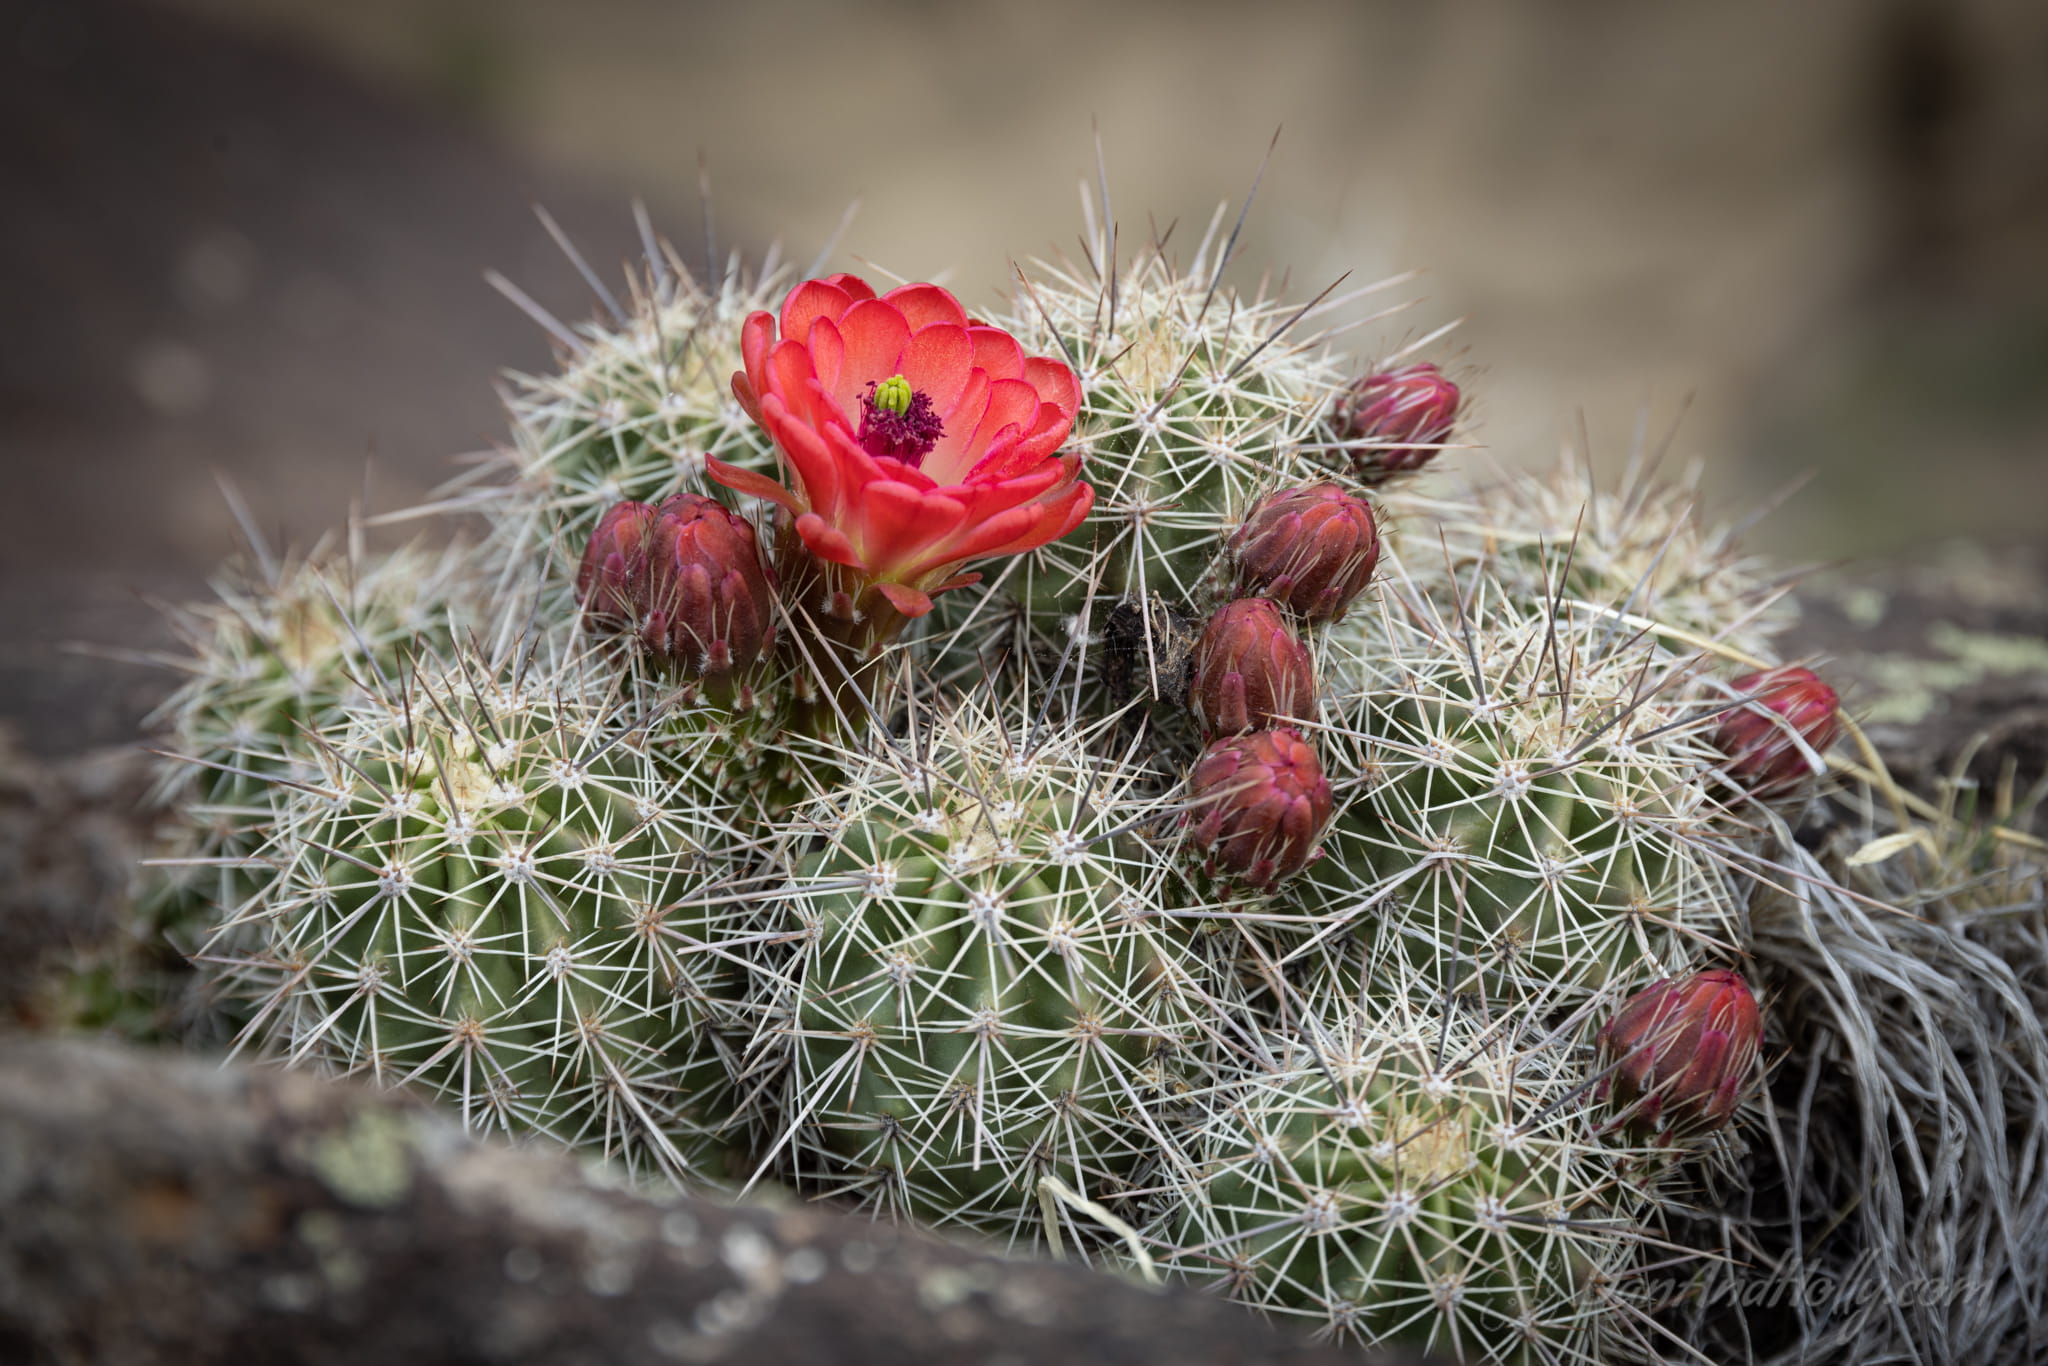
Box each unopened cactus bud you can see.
[1330,362,1460,483]
[576,500,657,635]
[1596,969,1761,1139]
[642,493,778,677]
[1229,482,1381,624]
[1186,727,1332,891]
[1715,666,1842,797]
[1190,598,1316,738]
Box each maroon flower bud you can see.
[1330,362,1460,483]
[577,501,658,635]
[1230,483,1381,624]
[1186,727,1333,891]
[1190,599,1317,739]
[1596,969,1762,1140]
[1715,666,1842,797]
[640,493,778,677]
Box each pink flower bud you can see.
[1330,362,1460,483]
[1229,483,1381,624]
[640,493,778,678]
[1190,599,1317,739]
[1187,727,1333,891]
[576,501,658,636]
[1715,666,1842,797]
[1596,969,1761,1140]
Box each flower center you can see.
[858,373,944,465]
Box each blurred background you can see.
[4,0,2045,753]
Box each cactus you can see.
[751,691,1226,1244]
[140,189,2043,1366]
[209,643,760,1185]
[1152,989,1670,1362]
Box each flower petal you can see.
[859,481,967,577]
[804,315,844,401]
[737,310,777,419]
[795,512,867,570]
[898,323,972,418]
[882,282,968,331]
[818,273,876,304]
[934,503,1044,564]
[967,378,1042,460]
[959,478,1093,561]
[968,326,1025,382]
[832,298,913,414]
[762,393,838,515]
[763,338,823,425]
[780,279,856,344]
[922,367,989,481]
[872,581,934,618]
[1023,354,1079,419]
[1010,400,1077,464]
[704,456,798,512]
[731,370,761,423]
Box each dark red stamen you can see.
[858,382,945,465]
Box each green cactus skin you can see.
[212,650,760,1186]
[753,695,1226,1243]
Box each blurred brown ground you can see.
[4,0,2046,754]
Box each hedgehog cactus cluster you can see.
[123,179,1909,1365]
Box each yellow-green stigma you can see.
[859,374,945,465]
[872,374,914,416]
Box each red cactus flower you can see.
[1715,666,1842,797]
[1331,362,1460,483]
[640,493,777,678]
[1187,728,1333,892]
[1596,969,1762,1139]
[1190,599,1317,739]
[1230,483,1381,624]
[707,274,1091,620]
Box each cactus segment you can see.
[215,650,759,1185]
[1155,998,1667,1362]
[757,694,1222,1241]
[1307,511,1764,1002]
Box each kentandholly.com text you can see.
[1666,1251,1996,1312]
